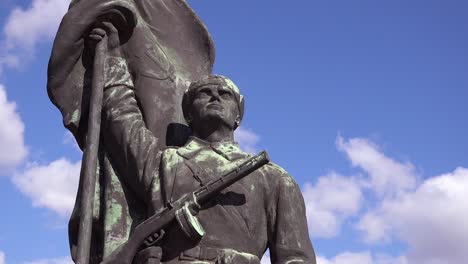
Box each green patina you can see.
[106,200,123,231]
[152,178,160,192]
[165,150,181,167]
[104,196,124,255]
[223,78,241,95]
[70,109,80,124]
[102,166,133,258]
[221,249,259,262]
[195,151,212,162]
[93,181,101,218]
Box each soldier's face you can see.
[190,85,239,130]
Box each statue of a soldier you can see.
[90,21,316,263]
[48,1,316,263]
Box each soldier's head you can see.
[182,75,244,132]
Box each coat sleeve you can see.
[268,173,316,264]
[102,56,161,204]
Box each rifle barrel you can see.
[195,151,269,205]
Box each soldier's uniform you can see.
[102,83,316,263]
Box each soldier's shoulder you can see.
[261,161,300,188]
[261,161,289,176]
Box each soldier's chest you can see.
[168,150,245,198]
[163,150,262,210]
[161,149,269,248]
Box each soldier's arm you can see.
[268,174,316,264]
[101,56,160,203]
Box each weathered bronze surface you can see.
[47,1,316,263]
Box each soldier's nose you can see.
[210,92,221,102]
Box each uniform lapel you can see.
[176,138,212,185]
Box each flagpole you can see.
[76,35,107,264]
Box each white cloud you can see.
[260,251,271,264]
[235,126,260,154]
[63,131,81,152]
[24,256,73,264]
[303,172,364,238]
[1,0,69,70]
[12,158,80,217]
[355,211,391,243]
[0,84,28,173]
[0,250,5,264]
[317,252,373,264]
[374,255,409,264]
[317,252,408,264]
[326,136,468,263]
[357,167,468,264]
[263,249,407,264]
[336,136,417,198]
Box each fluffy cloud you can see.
[317,252,373,264]
[335,136,468,263]
[317,252,408,264]
[1,0,69,70]
[336,136,417,198]
[303,172,363,238]
[63,131,81,152]
[235,126,260,154]
[325,136,468,263]
[260,251,270,264]
[356,211,391,243]
[0,83,77,220]
[0,251,5,264]
[357,167,468,263]
[263,251,394,264]
[12,158,81,217]
[0,84,28,172]
[24,256,73,264]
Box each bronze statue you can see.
[47,1,316,263]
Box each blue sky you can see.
[0,1,467,263]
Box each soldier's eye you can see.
[197,88,211,98]
[219,90,232,99]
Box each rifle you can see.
[101,150,270,264]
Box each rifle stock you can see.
[101,150,270,264]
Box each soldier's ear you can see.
[234,115,241,128]
[238,95,245,120]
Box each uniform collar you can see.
[177,136,246,161]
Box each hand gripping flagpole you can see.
[76,34,107,264]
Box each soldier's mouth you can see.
[207,104,223,110]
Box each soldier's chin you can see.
[201,113,232,128]
[203,111,224,120]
